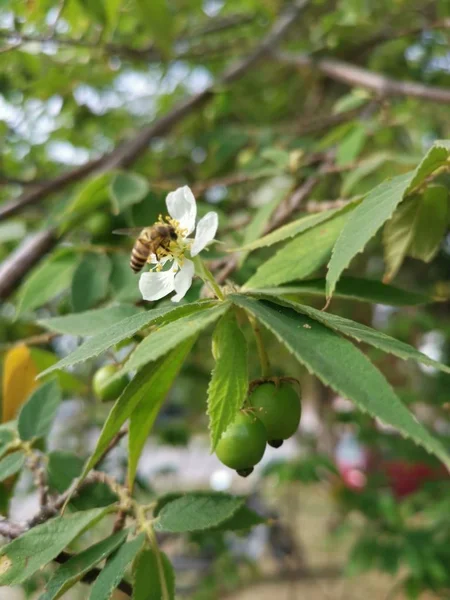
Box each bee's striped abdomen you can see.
[130,239,150,273]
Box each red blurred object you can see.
[334,434,449,498]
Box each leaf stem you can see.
[248,314,271,378]
[193,255,225,301]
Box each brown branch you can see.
[274,51,450,104]
[0,227,58,299]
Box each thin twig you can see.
[274,51,450,104]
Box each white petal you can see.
[166,186,196,235]
[139,269,175,301]
[171,259,195,302]
[190,212,218,257]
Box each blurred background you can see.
[0,0,450,598]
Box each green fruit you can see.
[93,365,128,402]
[215,412,267,473]
[248,382,301,445]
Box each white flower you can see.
[139,186,218,303]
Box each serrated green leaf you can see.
[18,379,61,441]
[383,186,449,281]
[154,493,244,533]
[38,530,128,600]
[256,294,450,375]
[233,203,353,253]
[249,276,433,306]
[408,185,448,262]
[327,140,450,298]
[245,209,351,289]
[0,508,111,586]
[16,249,78,316]
[383,196,421,282]
[38,305,142,336]
[207,310,247,450]
[71,253,112,312]
[327,172,412,298]
[115,303,229,377]
[89,534,145,600]
[38,302,216,377]
[239,175,293,266]
[213,505,266,531]
[230,295,450,469]
[110,172,149,215]
[132,548,175,600]
[29,348,85,393]
[407,140,450,191]
[0,451,25,482]
[128,339,194,489]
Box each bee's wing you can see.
[112,227,144,237]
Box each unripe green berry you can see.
[93,365,128,402]
[248,382,301,445]
[215,412,267,474]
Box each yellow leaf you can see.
[2,345,38,423]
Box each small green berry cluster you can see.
[215,378,301,477]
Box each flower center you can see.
[151,215,190,271]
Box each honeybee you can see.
[113,225,177,273]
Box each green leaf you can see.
[110,254,142,303]
[71,253,112,312]
[0,508,111,586]
[407,185,448,262]
[245,210,351,289]
[0,452,25,482]
[110,172,149,215]
[60,174,112,233]
[47,451,117,511]
[0,429,14,460]
[407,140,450,191]
[115,303,229,377]
[38,530,128,600]
[239,175,293,265]
[327,140,450,298]
[38,305,142,336]
[38,302,216,377]
[383,195,422,282]
[232,203,354,252]
[18,380,61,442]
[327,172,412,298]
[258,295,450,375]
[336,123,367,166]
[213,505,266,531]
[135,0,173,56]
[128,339,194,489]
[132,548,175,600]
[89,534,145,600]
[207,310,248,450]
[29,348,85,393]
[16,249,78,316]
[248,277,433,306]
[383,186,449,281]
[230,295,450,469]
[154,493,244,533]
